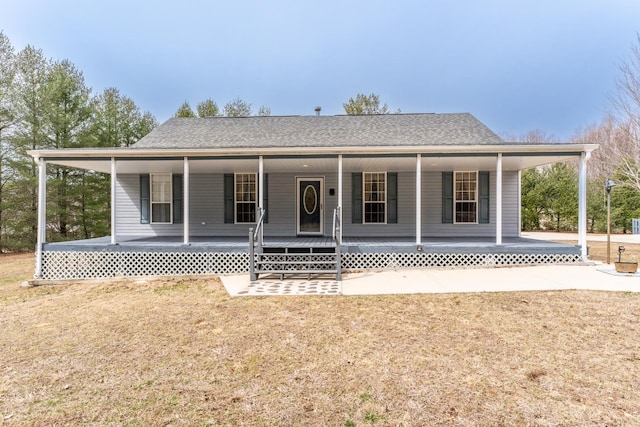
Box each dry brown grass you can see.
[2,251,640,426]
[577,240,640,264]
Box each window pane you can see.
[365,202,385,223]
[151,174,171,203]
[235,173,257,223]
[150,174,172,223]
[454,172,477,222]
[236,202,256,223]
[363,172,387,223]
[152,203,171,223]
[455,202,477,223]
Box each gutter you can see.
[28,143,598,160]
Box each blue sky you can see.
[2,0,640,140]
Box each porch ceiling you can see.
[47,152,580,174]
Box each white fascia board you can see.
[28,143,598,160]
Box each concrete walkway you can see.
[340,264,640,295]
[219,231,640,296]
[220,263,640,296]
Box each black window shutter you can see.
[387,172,398,224]
[172,174,183,224]
[262,174,268,223]
[352,172,362,223]
[442,172,453,223]
[224,174,234,223]
[140,174,150,224]
[479,171,490,224]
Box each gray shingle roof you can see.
[132,113,505,149]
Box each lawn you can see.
[1,245,640,426]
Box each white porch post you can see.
[496,153,503,245]
[35,159,47,279]
[183,157,190,245]
[517,170,522,238]
[258,155,264,244]
[110,158,117,245]
[416,154,422,246]
[338,154,343,244]
[258,155,264,212]
[578,151,590,259]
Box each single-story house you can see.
[28,113,597,280]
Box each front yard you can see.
[1,249,640,425]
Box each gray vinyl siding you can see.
[501,171,520,236]
[262,173,294,235]
[422,171,519,237]
[190,173,263,237]
[342,172,416,237]
[263,173,339,237]
[116,170,520,239]
[116,174,183,237]
[190,173,252,237]
[117,172,342,238]
[189,174,216,235]
[117,173,260,237]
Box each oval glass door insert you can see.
[303,185,318,214]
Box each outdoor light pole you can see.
[605,178,616,264]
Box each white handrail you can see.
[332,206,341,243]
[332,206,342,281]
[253,207,266,246]
[332,208,337,240]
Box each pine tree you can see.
[175,101,196,118]
[196,98,220,117]
[343,93,390,115]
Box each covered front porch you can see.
[32,148,593,279]
[39,235,582,280]
[43,234,580,254]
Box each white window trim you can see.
[150,173,172,224]
[363,171,387,224]
[234,172,257,224]
[453,170,478,224]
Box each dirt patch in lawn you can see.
[1,253,640,425]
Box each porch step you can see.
[253,246,341,281]
[262,246,336,254]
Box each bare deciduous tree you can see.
[570,115,628,180]
[257,105,271,116]
[609,34,640,190]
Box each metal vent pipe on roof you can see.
[314,106,321,116]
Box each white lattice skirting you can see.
[341,252,582,269]
[41,251,249,280]
[40,251,583,280]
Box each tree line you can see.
[174,97,271,118]
[521,35,640,233]
[0,27,399,253]
[0,31,158,251]
[171,92,393,118]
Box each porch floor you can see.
[43,235,581,255]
